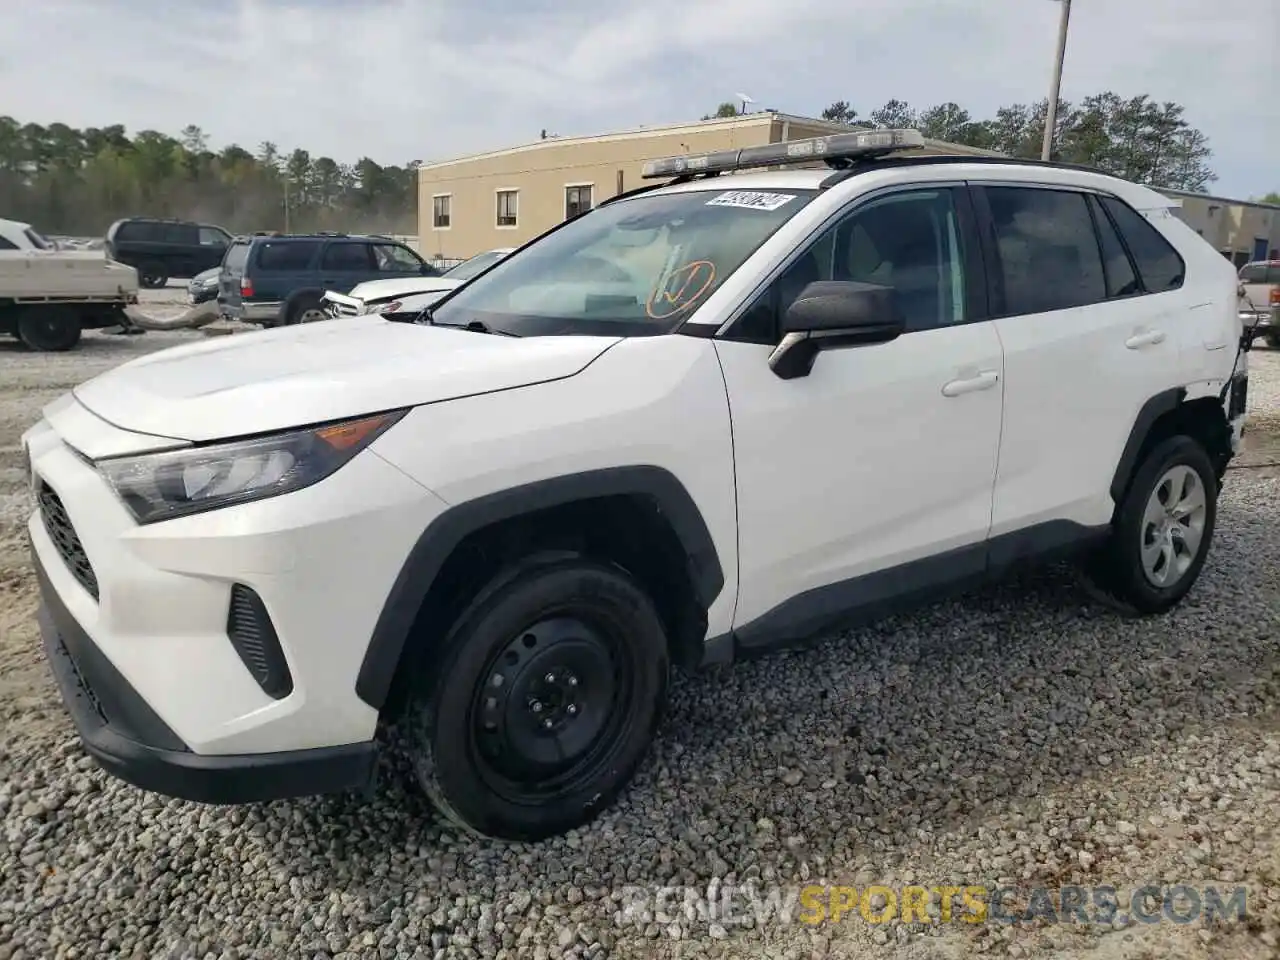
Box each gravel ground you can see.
[0,336,1277,960]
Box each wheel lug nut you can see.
[567,704,578,716]
[567,676,578,687]
[545,672,556,683]
[543,718,554,729]
[530,700,543,713]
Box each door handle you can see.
[941,370,1000,397]
[1125,329,1167,349]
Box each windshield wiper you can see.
[431,316,519,337]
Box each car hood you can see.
[347,276,463,302]
[71,316,620,443]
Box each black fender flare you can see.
[354,465,726,710]
[1109,386,1187,506]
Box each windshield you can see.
[223,241,250,272]
[23,227,50,250]
[430,186,818,336]
[444,249,508,282]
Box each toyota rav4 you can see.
[23,129,1251,841]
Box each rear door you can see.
[319,240,379,292]
[249,238,323,303]
[974,182,1186,536]
[162,222,201,276]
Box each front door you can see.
[714,185,1005,644]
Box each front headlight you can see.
[96,410,407,524]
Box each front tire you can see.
[1265,330,1280,350]
[1080,435,1218,615]
[407,556,669,841]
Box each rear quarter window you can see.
[254,240,321,272]
[1098,197,1186,293]
[116,221,157,242]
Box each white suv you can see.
[22,129,1250,841]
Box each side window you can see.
[731,188,969,344]
[255,240,321,272]
[163,223,198,244]
[321,241,375,270]
[1086,194,1140,298]
[117,221,154,242]
[372,243,425,272]
[985,187,1106,315]
[0,235,17,250]
[1098,196,1186,293]
[198,226,227,246]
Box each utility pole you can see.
[1041,0,1072,161]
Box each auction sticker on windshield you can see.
[705,191,797,212]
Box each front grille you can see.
[227,584,294,699]
[38,482,99,601]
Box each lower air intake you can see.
[226,584,294,699]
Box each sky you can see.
[3,0,1277,199]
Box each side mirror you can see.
[769,280,905,380]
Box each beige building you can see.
[415,113,1001,260]
[416,112,1280,268]
[1160,189,1280,267]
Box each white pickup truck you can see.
[0,217,141,350]
[1238,260,1279,348]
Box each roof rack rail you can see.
[817,153,1115,190]
[640,128,925,180]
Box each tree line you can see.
[0,117,419,237]
[705,92,1220,194]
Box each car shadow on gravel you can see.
[230,491,1278,920]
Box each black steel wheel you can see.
[407,555,669,841]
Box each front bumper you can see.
[34,541,377,804]
[23,398,449,799]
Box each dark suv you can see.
[105,217,233,288]
[218,233,440,326]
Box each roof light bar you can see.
[641,128,926,179]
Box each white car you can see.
[23,129,1250,841]
[324,248,514,318]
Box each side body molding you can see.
[354,465,725,710]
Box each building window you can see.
[565,184,593,219]
[432,195,451,229]
[496,190,518,228]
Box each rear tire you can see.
[1079,435,1217,615]
[406,555,670,841]
[139,263,168,289]
[287,294,327,324]
[17,307,82,352]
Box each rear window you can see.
[223,241,250,271]
[1098,197,1185,293]
[1239,263,1280,284]
[254,240,321,272]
